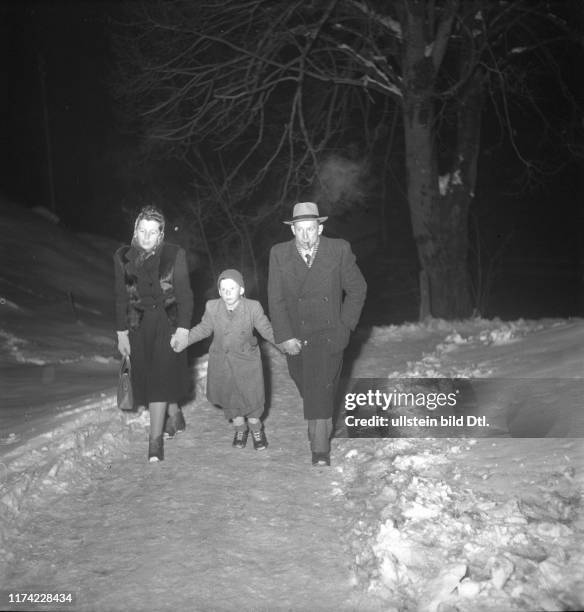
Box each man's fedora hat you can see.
[283,202,328,225]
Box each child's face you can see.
[219,278,244,308]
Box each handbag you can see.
[117,355,134,411]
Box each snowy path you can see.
[3,203,584,610]
[2,345,388,612]
[2,320,584,611]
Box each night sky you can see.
[1,1,583,319]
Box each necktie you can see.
[305,253,311,266]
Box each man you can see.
[268,202,367,466]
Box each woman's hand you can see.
[117,331,131,357]
[171,327,190,352]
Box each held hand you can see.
[171,327,190,353]
[280,338,302,355]
[117,331,131,357]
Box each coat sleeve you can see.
[251,301,276,344]
[268,246,295,343]
[113,249,129,332]
[188,302,215,345]
[173,247,194,329]
[339,241,367,330]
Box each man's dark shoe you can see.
[174,409,186,433]
[232,429,249,449]
[148,436,164,463]
[311,452,330,467]
[251,429,268,451]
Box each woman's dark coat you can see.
[113,242,193,405]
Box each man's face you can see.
[291,219,323,250]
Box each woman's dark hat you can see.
[283,202,328,225]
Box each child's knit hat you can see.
[217,269,245,291]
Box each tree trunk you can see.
[446,68,485,317]
[241,221,260,295]
[402,98,473,318]
[193,200,217,280]
[401,2,475,319]
[402,89,477,318]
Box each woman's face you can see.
[135,219,162,252]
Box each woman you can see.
[114,205,193,462]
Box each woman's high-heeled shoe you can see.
[148,436,164,463]
[164,409,186,440]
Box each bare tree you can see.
[112,0,582,318]
[181,149,274,293]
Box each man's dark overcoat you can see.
[268,236,367,419]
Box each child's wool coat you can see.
[188,297,275,419]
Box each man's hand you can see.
[279,338,303,355]
[171,327,190,353]
[117,331,131,357]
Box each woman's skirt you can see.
[129,307,190,405]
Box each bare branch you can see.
[431,0,459,71]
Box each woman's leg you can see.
[149,402,167,438]
[148,401,167,462]
[164,403,186,438]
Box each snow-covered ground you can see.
[338,318,584,612]
[1,200,583,611]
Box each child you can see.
[187,269,276,450]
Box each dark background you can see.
[1,1,583,323]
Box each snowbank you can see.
[336,318,584,611]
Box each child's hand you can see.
[170,328,190,352]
